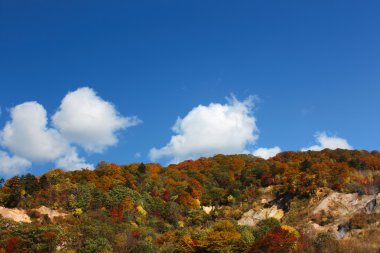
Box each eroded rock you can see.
[0,206,67,223]
[238,205,284,227]
[312,192,380,216]
[0,206,31,223]
[35,206,68,220]
[310,191,380,240]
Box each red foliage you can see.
[125,173,138,191]
[176,191,199,207]
[250,227,298,253]
[132,231,140,238]
[162,189,171,202]
[150,190,160,197]
[6,237,20,253]
[152,211,162,218]
[109,163,119,170]
[261,172,274,187]
[110,205,124,222]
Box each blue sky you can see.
[0,1,379,177]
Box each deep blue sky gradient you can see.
[1,0,379,175]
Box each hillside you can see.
[0,149,379,252]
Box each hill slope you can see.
[0,149,379,252]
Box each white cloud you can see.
[0,87,139,175]
[252,146,281,159]
[0,101,93,173]
[1,102,70,162]
[55,148,94,171]
[52,87,141,153]
[0,151,31,176]
[302,132,353,151]
[150,96,258,163]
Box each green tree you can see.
[253,218,281,239]
[4,176,22,208]
[107,185,129,208]
[138,163,146,174]
[21,173,40,195]
[79,238,112,253]
[39,174,49,189]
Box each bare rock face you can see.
[312,192,378,216]
[0,206,31,223]
[202,206,215,214]
[238,205,284,227]
[365,194,380,213]
[310,191,380,239]
[0,206,67,223]
[35,206,68,220]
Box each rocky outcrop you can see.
[238,205,284,227]
[202,206,215,214]
[35,206,68,220]
[0,207,31,223]
[309,191,380,239]
[0,206,67,223]
[312,192,379,216]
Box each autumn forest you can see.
[0,149,379,252]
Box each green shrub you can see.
[253,218,281,239]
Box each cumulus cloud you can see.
[0,87,138,176]
[56,148,94,171]
[0,151,31,176]
[150,96,258,163]
[1,102,70,162]
[252,146,282,159]
[302,132,353,151]
[52,87,141,153]
[0,101,92,174]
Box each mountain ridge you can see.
[0,149,379,252]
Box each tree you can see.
[197,231,242,253]
[187,208,208,226]
[6,237,20,253]
[22,173,40,195]
[300,159,312,172]
[39,174,49,189]
[138,163,146,174]
[113,232,136,253]
[253,218,281,239]
[79,238,112,253]
[3,176,22,208]
[176,235,196,253]
[251,227,298,253]
[107,185,129,208]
